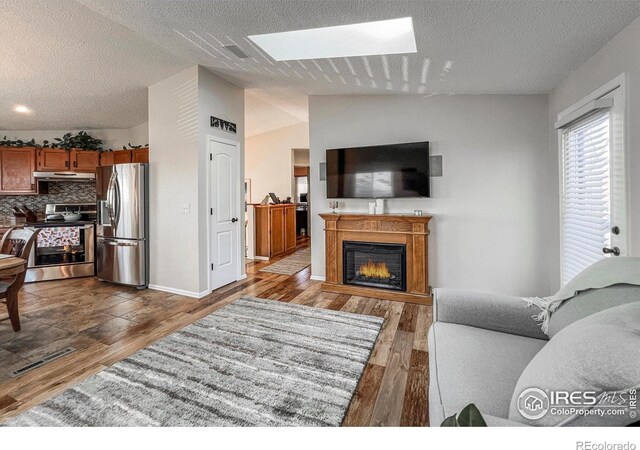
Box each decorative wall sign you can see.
[210,116,237,134]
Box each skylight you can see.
[248,17,417,61]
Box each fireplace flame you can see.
[357,259,391,279]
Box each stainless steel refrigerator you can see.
[96,163,149,288]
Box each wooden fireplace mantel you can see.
[320,213,433,305]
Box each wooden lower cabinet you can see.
[0,147,36,194]
[254,204,297,258]
[285,204,296,253]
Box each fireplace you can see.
[343,241,406,292]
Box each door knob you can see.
[231,217,238,223]
[612,226,620,235]
[603,246,621,256]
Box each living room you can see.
[1,0,639,447]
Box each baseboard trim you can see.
[254,256,269,261]
[148,284,209,299]
[310,275,326,282]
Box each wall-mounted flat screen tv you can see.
[326,141,430,198]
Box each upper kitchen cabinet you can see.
[100,148,148,166]
[100,149,131,166]
[37,148,69,171]
[132,147,149,163]
[0,147,37,194]
[70,149,100,172]
[37,148,101,172]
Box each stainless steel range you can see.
[25,203,96,282]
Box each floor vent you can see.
[10,347,76,377]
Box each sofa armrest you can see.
[433,288,548,340]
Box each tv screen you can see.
[326,141,430,198]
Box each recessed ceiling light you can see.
[13,105,31,114]
[248,17,417,61]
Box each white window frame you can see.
[556,74,629,285]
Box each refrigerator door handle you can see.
[98,239,138,247]
[106,170,117,233]
[114,171,122,230]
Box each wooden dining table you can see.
[0,254,27,277]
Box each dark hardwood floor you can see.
[0,240,431,426]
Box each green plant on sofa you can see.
[441,403,487,426]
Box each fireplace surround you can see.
[320,213,432,305]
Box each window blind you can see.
[561,110,611,285]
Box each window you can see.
[295,176,308,203]
[558,80,627,285]
[561,111,611,283]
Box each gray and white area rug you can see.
[259,247,311,275]
[5,296,383,426]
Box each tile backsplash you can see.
[0,182,96,216]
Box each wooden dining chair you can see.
[0,227,39,331]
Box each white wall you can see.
[3,124,148,150]
[309,94,554,297]
[128,122,149,147]
[245,122,309,203]
[293,148,310,166]
[549,15,640,290]
[148,66,244,297]
[149,66,200,295]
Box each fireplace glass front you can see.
[343,241,406,291]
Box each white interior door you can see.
[209,138,240,291]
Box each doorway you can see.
[208,135,242,291]
[558,79,628,285]
[292,148,310,241]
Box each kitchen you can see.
[0,133,150,299]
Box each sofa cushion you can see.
[428,322,546,426]
[509,302,640,426]
[548,284,640,338]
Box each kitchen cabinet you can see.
[37,148,101,172]
[37,148,69,171]
[0,147,37,194]
[100,150,132,166]
[254,204,296,259]
[132,147,149,163]
[285,204,296,253]
[113,150,132,164]
[70,149,100,172]
[99,152,113,166]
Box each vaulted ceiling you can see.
[3,0,640,134]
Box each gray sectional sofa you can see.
[428,284,640,426]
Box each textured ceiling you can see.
[0,0,189,130]
[3,0,640,132]
[245,89,308,137]
[79,0,640,94]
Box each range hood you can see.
[33,171,95,182]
